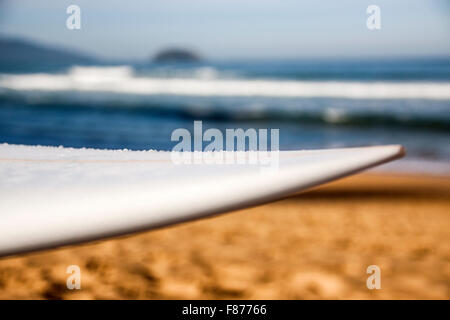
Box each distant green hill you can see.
[0,38,97,72]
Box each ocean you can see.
[0,58,449,174]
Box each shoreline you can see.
[369,158,450,177]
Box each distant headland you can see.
[0,37,96,72]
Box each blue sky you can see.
[0,0,449,60]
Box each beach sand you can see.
[0,173,449,299]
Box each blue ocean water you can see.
[0,58,449,172]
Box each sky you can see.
[0,0,449,60]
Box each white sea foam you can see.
[1,66,450,100]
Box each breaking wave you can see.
[1,66,450,100]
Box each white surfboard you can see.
[0,144,404,257]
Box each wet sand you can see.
[0,173,449,299]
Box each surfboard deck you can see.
[0,144,404,257]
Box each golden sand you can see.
[0,173,449,299]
